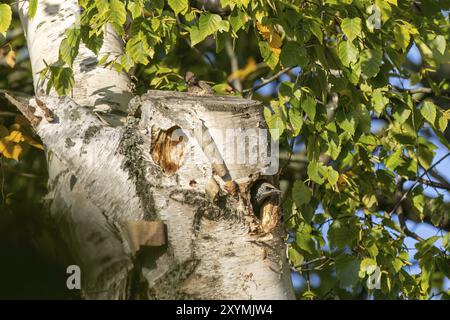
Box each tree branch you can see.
[411,177,450,191]
[388,152,450,216]
[393,86,434,94]
[3,92,42,127]
[398,210,424,242]
[428,169,450,190]
[243,66,294,95]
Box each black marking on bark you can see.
[147,258,200,299]
[63,107,81,121]
[69,174,77,191]
[80,57,98,73]
[118,113,157,221]
[65,137,75,148]
[83,125,101,144]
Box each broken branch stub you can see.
[128,91,292,298]
[142,91,281,224]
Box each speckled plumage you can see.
[185,71,214,95]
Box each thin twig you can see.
[0,111,18,117]
[411,177,450,191]
[398,212,423,242]
[300,256,329,266]
[242,66,294,94]
[389,152,450,216]
[393,87,434,94]
[428,169,450,190]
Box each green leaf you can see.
[335,254,360,288]
[59,39,77,67]
[443,232,450,251]
[336,109,356,136]
[385,148,403,170]
[280,42,309,68]
[371,88,389,115]
[259,41,279,70]
[325,131,341,160]
[420,101,437,126]
[28,0,38,19]
[295,227,316,255]
[307,161,324,184]
[119,53,134,72]
[415,236,439,256]
[438,113,448,132]
[288,246,304,267]
[289,107,303,135]
[436,257,450,278]
[308,19,322,44]
[168,0,189,15]
[126,31,151,64]
[392,104,412,124]
[417,138,437,170]
[431,35,446,55]
[264,106,285,140]
[109,0,127,28]
[328,219,359,249]
[80,27,104,54]
[300,95,316,121]
[52,67,74,96]
[326,167,339,185]
[191,13,228,46]
[348,60,361,84]
[393,24,411,52]
[375,0,392,23]
[292,180,312,208]
[59,28,81,67]
[0,4,12,33]
[360,48,382,79]
[229,9,247,32]
[338,40,358,67]
[127,0,144,19]
[359,258,378,278]
[411,187,425,213]
[341,17,362,42]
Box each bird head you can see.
[250,181,281,218]
[185,71,197,85]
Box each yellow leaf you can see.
[5,49,15,68]
[444,109,450,120]
[0,139,23,160]
[337,173,351,191]
[228,57,257,81]
[256,22,282,50]
[4,130,24,143]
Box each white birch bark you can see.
[17,0,295,299]
[19,0,132,112]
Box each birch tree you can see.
[0,0,449,300]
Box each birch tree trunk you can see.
[17,0,295,300]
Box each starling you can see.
[185,71,214,95]
[250,181,281,219]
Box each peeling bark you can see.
[17,0,294,300]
